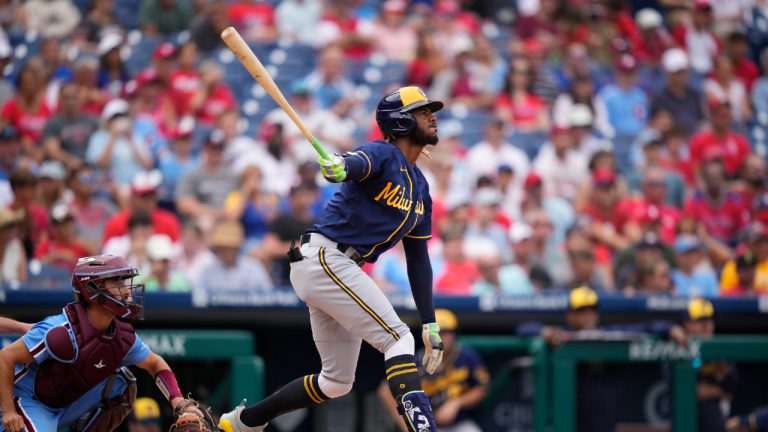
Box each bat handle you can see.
[311,136,331,161]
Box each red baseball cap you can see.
[153,42,177,60]
[639,204,662,224]
[694,0,712,10]
[616,54,638,72]
[524,172,543,188]
[592,169,616,187]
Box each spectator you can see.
[518,172,575,245]
[613,232,673,292]
[495,57,549,134]
[33,204,89,272]
[435,227,479,295]
[223,165,279,251]
[704,55,752,126]
[464,187,511,261]
[466,118,529,197]
[527,208,568,288]
[86,99,155,204]
[0,207,26,286]
[533,126,589,203]
[127,397,162,432]
[189,0,230,52]
[1,59,53,164]
[97,33,129,97]
[173,218,214,284]
[407,30,448,89]
[566,105,612,162]
[370,0,417,63]
[552,43,593,92]
[472,236,535,296]
[736,155,768,224]
[304,45,357,117]
[566,228,611,292]
[631,106,673,170]
[196,220,273,294]
[684,298,736,432]
[314,0,373,58]
[75,0,121,47]
[725,31,759,92]
[721,223,768,296]
[274,0,321,46]
[169,42,200,116]
[102,209,153,274]
[379,309,489,431]
[9,168,49,259]
[139,0,192,36]
[672,235,720,297]
[579,169,634,255]
[672,0,720,77]
[626,167,682,244]
[721,251,757,297]
[189,59,236,127]
[0,126,21,207]
[650,48,705,135]
[141,234,189,292]
[23,0,80,38]
[227,0,276,44]
[597,54,649,139]
[628,132,686,208]
[231,121,298,197]
[42,82,100,169]
[631,258,674,296]
[514,0,560,41]
[103,169,181,243]
[65,164,116,252]
[37,159,66,212]
[157,121,198,211]
[688,99,750,179]
[70,56,110,117]
[126,69,177,140]
[634,8,674,68]
[255,183,317,286]
[684,159,749,245]
[660,126,696,187]
[175,129,238,221]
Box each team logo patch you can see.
[403,400,430,432]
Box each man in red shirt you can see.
[725,31,759,91]
[689,100,750,178]
[626,167,681,245]
[580,169,634,253]
[34,204,90,272]
[684,159,750,245]
[102,169,181,243]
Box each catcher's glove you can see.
[169,398,220,432]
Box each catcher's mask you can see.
[72,254,145,320]
[376,86,443,139]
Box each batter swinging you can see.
[219,86,445,432]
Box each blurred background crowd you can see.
[0,0,766,300]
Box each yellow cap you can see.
[435,309,458,331]
[133,397,161,421]
[569,286,598,310]
[687,298,714,321]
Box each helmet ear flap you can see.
[389,110,416,137]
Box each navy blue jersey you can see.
[314,140,432,263]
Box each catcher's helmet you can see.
[72,254,145,320]
[376,86,443,138]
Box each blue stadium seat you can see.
[125,35,161,75]
[508,131,547,161]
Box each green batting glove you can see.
[421,322,444,375]
[318,154,346,183]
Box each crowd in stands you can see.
[0,0,767,299]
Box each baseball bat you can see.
[220,26,330,160]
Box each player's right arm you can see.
[0,317,32,334]
[0,340,34,431]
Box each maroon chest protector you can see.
[34,303,136,408]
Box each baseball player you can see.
[0,254,202,432]
[219,86,445,432]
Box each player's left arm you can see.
[0,317,32,334]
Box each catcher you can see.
[0,254,215,432]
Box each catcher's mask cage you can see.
[72,255,145,320]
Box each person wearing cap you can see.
[66,165,117,251]
[721,222,768,295]
[624,167,682,244]
[189,59,236,127]
[579,168,634,253]
[97,33,130,97]
[139,234,189,293]
[128,397,162,432]
[472,232,535,296]
[42,83,100,169]
[466,118,529,194]
[565,104,612,161]
[139,0,191,36]
[34,203,91,273]
[464,187,511,261]
[689,99,750,178]
[22,0,80,38]
[0,207,27,286]
[196,220,273,295]
[721,251,758,297]
[126,68,178,140]
[532,124,589,203]
[627,128,687,209]
[683,298,737,432]
[704,55,753,128]
[379,309,489,432]
[671,0,720,76]
[86,98,155,204]
[596,54,648,140]
[35,160,67,212]
[157,119,199,211]
[175,129,239,220]
[635,8,674,65]
[103,169,181,244]
[518,171,575,245]
[650,48,706,135]
[684,159,749,246]
[672,234,719,297]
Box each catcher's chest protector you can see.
[35,303,136,408]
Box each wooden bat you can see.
[220,26,330,160]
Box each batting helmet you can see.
[72,254,145,320]
[376,86,443,138]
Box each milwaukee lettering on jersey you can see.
[374,182,424,214]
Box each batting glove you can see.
[318,154,347,183]
[422,322,444,375]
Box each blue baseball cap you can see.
[675,235,703,254]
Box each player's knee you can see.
[383,332,415,360]
[318,375,353,399]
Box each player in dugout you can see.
[378,309,490,432]
[0,254,203,432]
[517,286,688,432]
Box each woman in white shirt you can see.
[704,55,753,127]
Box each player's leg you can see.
[222,305,362,432]
[0,396,57,432]
[59,367,137,431]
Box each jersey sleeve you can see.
[21,317,61,364]
[121,335,151,366]
[342,141,393,182]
